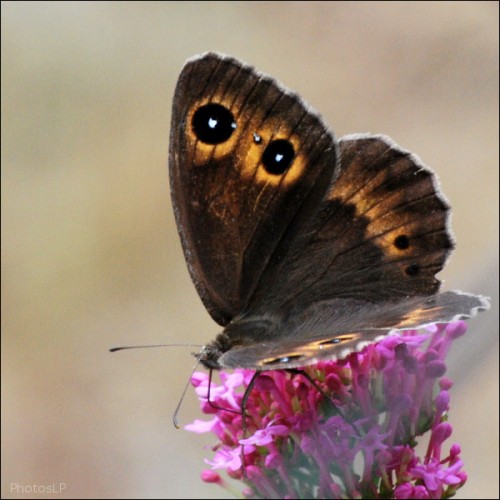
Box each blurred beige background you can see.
[2,2,498,499]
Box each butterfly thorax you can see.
[197,316,279,370]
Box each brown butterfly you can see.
[169,52,489,373]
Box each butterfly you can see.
[169,52,489,373]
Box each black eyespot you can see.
[192,103,236,145]
[262,139,295,175]
[318,338,342,346]
[383,177,400,192]
[253,132,262,144]
[394,235,410,250]
[262,353,303,365]
[405,264,420,276]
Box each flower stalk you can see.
[186,322,469,499]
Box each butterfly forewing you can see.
[170,52,339,326]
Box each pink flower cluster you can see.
[186,322,469,499]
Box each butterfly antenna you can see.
[109,343,202,352]
[173,356,202,429]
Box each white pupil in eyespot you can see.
[208,118,218,129]
[275,154,284,162]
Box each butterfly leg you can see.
[240,371,261,479]
[286,368,363,438]
[203,369,261,478]
[205,368,240,416]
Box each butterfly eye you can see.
[192,103,237,145]
[261,139,295,175]
[261,353,304,366]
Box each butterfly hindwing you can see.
[247,135,454,315]
[218,291,489,370]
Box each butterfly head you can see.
[196,333,229,370]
